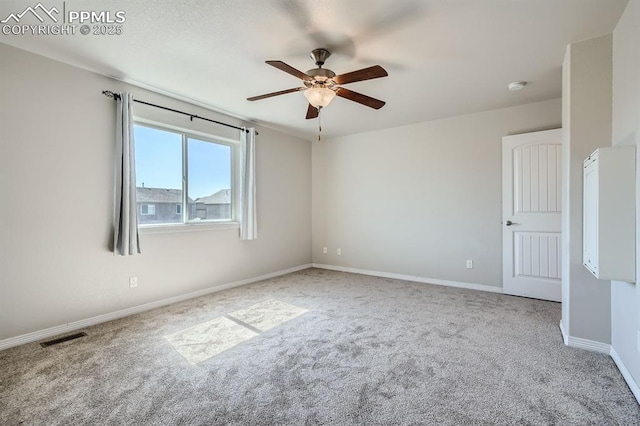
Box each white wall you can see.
[612,0,640,391]
[561,35,613,344]
[0,44,312,341]
[312,99,561,287]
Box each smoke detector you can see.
[508,81,527,91]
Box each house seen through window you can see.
[134,124,233,225]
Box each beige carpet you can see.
[1,268,638,425]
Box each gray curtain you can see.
[240,127,257,240]
[113,92,141,255]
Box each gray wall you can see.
[312,99,561,287]
[612,0,640,390]
[561,35,613,344]
[0,44,312,341]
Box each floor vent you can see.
[40,332,87,347]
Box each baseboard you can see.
[562,333,611,354]
[610,346,640,404]
[311,263,502,294]
[559,320,569,345]
[559,319,610,354]
[0,263,313,351]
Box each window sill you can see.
[139,221,240,235]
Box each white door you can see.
[502,129,562,302]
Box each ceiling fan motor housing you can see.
[310,48,331,67]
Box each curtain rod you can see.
[101,90,256,134]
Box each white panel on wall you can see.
[514,144,562,214]
[582,146,636,282]
[514,232,562,280]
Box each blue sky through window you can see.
[134,125,231,200]
[188,138,231,199]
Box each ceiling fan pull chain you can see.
[318,106,322,141]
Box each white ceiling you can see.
[0,0,629,140]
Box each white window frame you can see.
[134,118,241,233]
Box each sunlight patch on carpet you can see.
[165,317,258,365]
[228,299,308,332]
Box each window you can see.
[134,123,236,226]
[140,204,155,215]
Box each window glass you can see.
[134,125,183,225]
[188,138,232,221]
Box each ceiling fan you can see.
[247,48,388,120]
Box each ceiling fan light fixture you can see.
[304,86,336,108]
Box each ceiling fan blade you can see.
[266,60,313,81]
[333,65,388,85]
[335,87,386,109]
[305,103,319,119]
[247,87,305,101]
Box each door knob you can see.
[506,220,515,226]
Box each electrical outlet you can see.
[322,247,328,254]
[466,260,473,269]
[337,248,342,256]
[129,276,138,288]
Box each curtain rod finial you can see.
[102,90,121,100]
